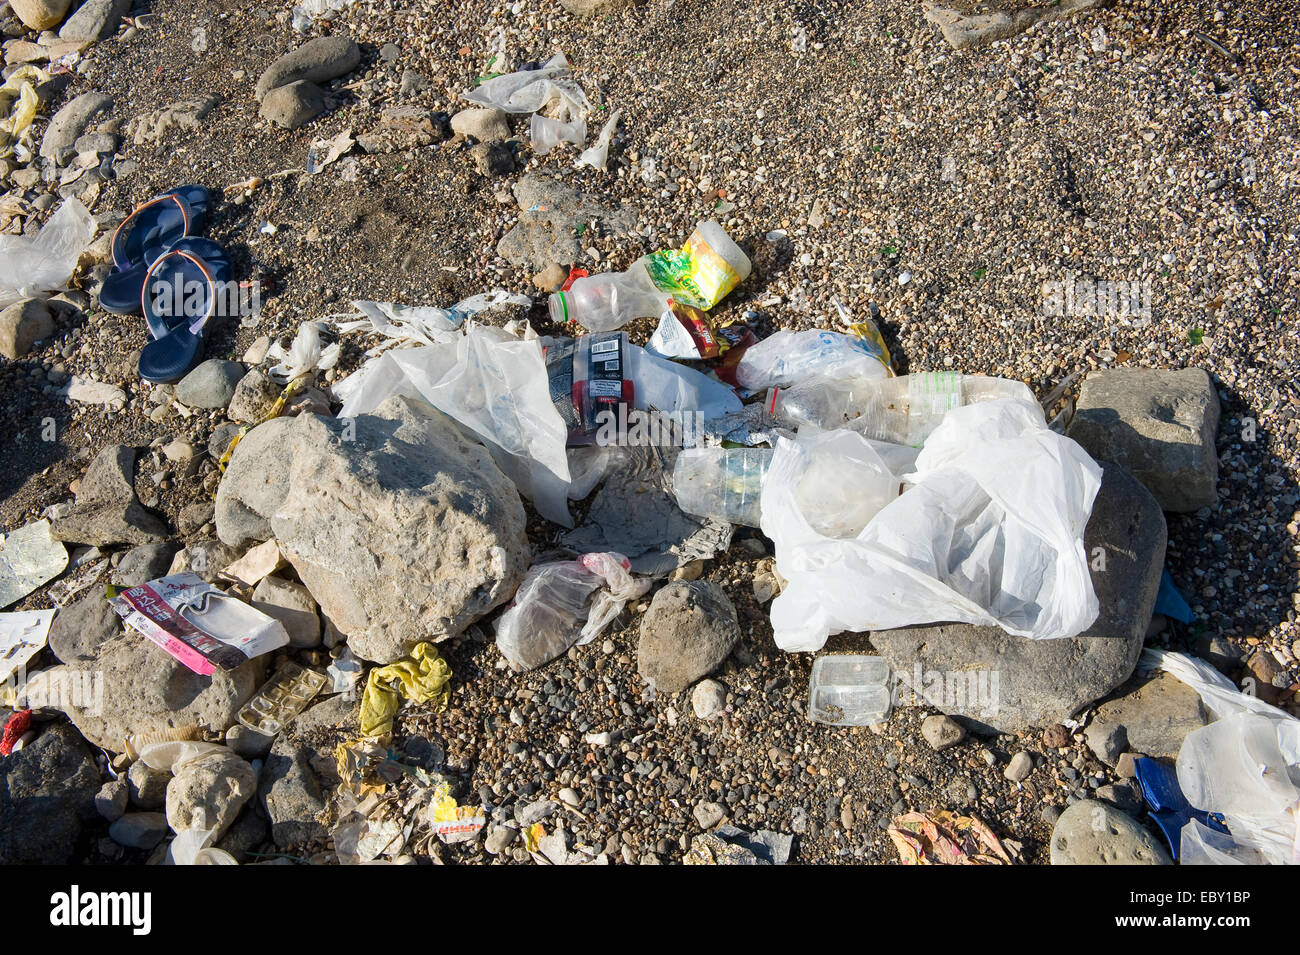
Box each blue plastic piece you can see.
[1154,569,1194,624]
[1133,757,1227,861]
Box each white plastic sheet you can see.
[0,198,96,308]
[463,52,590,122]
[761,396,1102,651]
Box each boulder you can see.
[111,541,179,587]
[0,723,100,864]
[11,0,73,31]
[1067,367,1220,512]
[214,416,296,548]
[637,580,740,693]
[1089,671,1208,760]
[266,396,530,663]
[165,749,257,838]
[58,0,131,41]
[261,695,356,849]
[1050,799,1171,865]
[255,36,361,101]
[50,444,168,547]
[40,90,112,163]
[0,298,54,359]
[48,589,119,662]
[872,465,1166,734]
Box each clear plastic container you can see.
[547,259,669,333]
[236,662,329,736]
[672,447,772,527]
[808,655,892,726]
[771,372,1036,446]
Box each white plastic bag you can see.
[762,396,1102,651]
[576,108,621,171]
[735,329,891,390]
[336,327,574,526]
[0,198,96,308]
[495,552,648,670]
[531,114,586,156]
[463,52,589,121]
[1146,649,1300,865]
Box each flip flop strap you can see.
[143,248,217,334]
[110,192,193,270]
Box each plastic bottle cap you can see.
[552,291,570,324]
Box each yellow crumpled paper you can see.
[0,66,46,158]
[359,642,452,738]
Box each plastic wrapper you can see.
[762,396,1102,651]
[531,113,586,156]
[463,52,589,121]
[0,198,96,309]
[495,552,648,671]
[643,220,751,311]
[576,107,621,171]
[736,327,891,391]
[237,662,329,736]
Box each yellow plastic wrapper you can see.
[359,642,452,738]
[0,66,45,158]
[847,320,893,375]
[428,780,486,843]
[644,221,751,311]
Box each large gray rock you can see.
[261,695,356,849]
[255,36,361,101]
[111,541,179,588]
[0,723,100,864]
[48,590,119,663]
[50,444,168,546]
[1067,367,1220,512]
[0,298,54,359]
[27,626,263,752]
[872,465,1166,734]
[40,90,112,162]
[497,174,636,272]
[58,0,131,41]
[1050,799,1171,865]
[214,416,296,548]
[923,0,1112,51]
[175,359,245,409]
[259,80,326,130]
[263,396,529,663]
[166,749,257,838]
[11,0,73,31]
[1089,671,1208,759]
[637,580,740,693]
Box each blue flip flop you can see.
[141,237,232,340]
[137,246,228,383]
[99,186,212,315]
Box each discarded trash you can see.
[646,302,723,360]
[306,128,356,173]
[123,724,199,763]
[0,65,43,161]
[1154,568,1194,624]
[336,289,532,347]
[108,573,291,675]
[576,107,621,171]
[763,397,1101,651]
[672,447,772,528]
[291,0,357,32]
[463,52,589,122]
[736,326,892,391]
[548,220,749,330]
[495,552,649,670]
[530,113,586,156]
[887,811,1011,865]
[264,321,341,384]
[166,828,238,866]
[0,198,96,309]
[327,646,364,695]
[237,662,329,736]
[0,609,54,685]
[360,642,452,739]
[769,371,1037,446]
[428,780,486,844]
[0,708,31,755]
[1146,649,1300,865]
[643,220,752,311]
[807,654,892,726]
[1133,756,1227,861]
[0,519,68,609]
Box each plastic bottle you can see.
[547,258,669,332]
[770,372,1036,446]
[672,447,772,527]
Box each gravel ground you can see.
[1,0,1297,864]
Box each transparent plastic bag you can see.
[736,328,891,391]
[0,198,96,308]
[761,396,1102,652]
[576,107,621,171]
[495,552,649,671]
[531,114,586,155]
[463,52,589,121]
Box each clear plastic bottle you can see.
[770,372,1036,446]
[672,447,772,527]
[547,259,669,332]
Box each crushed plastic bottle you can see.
[547,260,668,333]
[808,655,892,726]
[769,372,1037,446]
[672,447,772,527]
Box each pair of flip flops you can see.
[99,186,233,383]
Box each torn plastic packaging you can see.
[531,114,586,156]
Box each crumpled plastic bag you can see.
[1146,649,1300,865]
[463,52,589,122]
[0,65,43,160]
[165,828,237,865]
[495,552,649,671]
[0,198,96,309]
[736,327,891,391]
[265,321,341,383]
[762,396,1102,651]
[335,326,574,527]
[360,642,452,738]
[335,290,532,350]
[576,107,620,171]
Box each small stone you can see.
[920,714,966,751]
[260,81,326,131]
[1050,799,1171,865]
[175,358,245,409]
[1041,723,1070,749]
[450,107,510,143]
[11,0,73,32]
[255,36,361,101]
[226,724,274,760]
[484,825,515,855]
[470,141,516,177]
[0,298,54,359]
[1085,720,1128,767]
[558,787,581,807]
[532,262,567,292]
[58,0,130,42]
[108,812,168,850]
[226,369,282,423]
[693,801,725,829]
[127,761,170,810]
[94,778,129,822]
[251,575,321,648]
[691,679,727,721]
[1004,751,1034,782]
